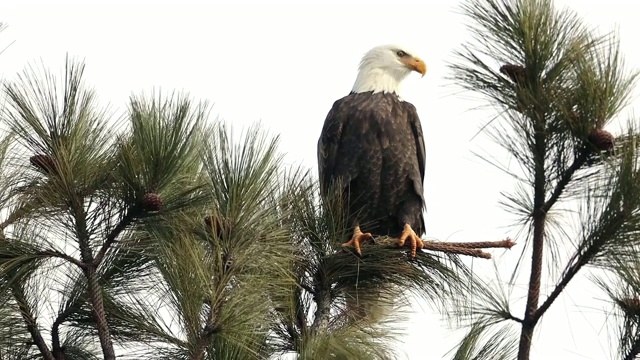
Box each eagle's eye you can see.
[396,50,407,57]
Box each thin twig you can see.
[423,243,493,259]
[93,210,137,266]
[541,152,589,213]
[508,314,524,323]
[36,250,87,270]
[534,213,625,323]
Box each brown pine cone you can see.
[30,154,57,174]
[499,64,526,85]
[141,192,164,211]
[587,129,615,152]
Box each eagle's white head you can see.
[351,44,427,95]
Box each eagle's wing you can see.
[406,102,426,202]
[317,98,348,195]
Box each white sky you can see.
[1,0,640,359]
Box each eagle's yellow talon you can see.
[342,226,374,255]
[397,224,424,258]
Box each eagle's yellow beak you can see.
[402,56,427,77]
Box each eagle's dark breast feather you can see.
[318,91,426,240]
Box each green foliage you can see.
[0,27,489,360]
[449,0,640,358]
[594,251,640,360]
[267,176,474,359]
[115,92,209,213]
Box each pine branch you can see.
[513,151,589,332]
[0,229,54,359]
[624,337,640,360]
[92,209,137,267]
[192,308,216,360]
[532,257,583,325]
[52,302,78,359]
[357,236,516,259]
[541,151,589,213]
[0,202,36,230]
[535,212,625,323]
[35,250,86,270]
[11,284,55,360]
[508,314,524,323]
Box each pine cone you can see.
[499,64,526,85]
[29,154,57,174]
[141,192,163,211]
[619,297,640,317]
[588,129,615,152]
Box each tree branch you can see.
[541,152,589,214]
[0,229,55,360]
[508,314,524,323]
[12,284,55,360]
[531,257,583,324]
[36,250,87,270]
[93,210,137,267]
[533,213,624,322]
[624,336,640,360]
[516,151,588,360]
[52,304,77,360]
[192,303,221,360]
[365,236,516,259]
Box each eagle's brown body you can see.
[317,91,426,241]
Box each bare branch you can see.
[359,236,516,260]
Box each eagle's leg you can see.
[342,225,374,255]
[397,224,424,258]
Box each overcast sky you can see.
[1,0,639,359]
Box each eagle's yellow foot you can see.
[342,226,373,255]
[397,224,424,258]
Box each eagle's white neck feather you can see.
[351,67,410,94]
[350,46,413,95]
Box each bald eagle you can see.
[317,44,427,258]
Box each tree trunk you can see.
[86,266,116,360]
[518,127,547,360]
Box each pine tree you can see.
[449,0,640,359]
[0,18,522,360]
